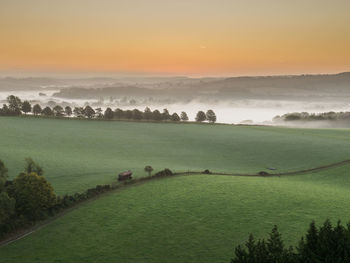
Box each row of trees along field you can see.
[0,158,116,238]
[0,95,217,123]
[0,157,173,239]
[273,111,350,122]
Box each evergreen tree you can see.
[232,220,350,263]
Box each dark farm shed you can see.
[118,170,133,181]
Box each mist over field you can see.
[1,72,350,124]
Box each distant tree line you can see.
[0,95,217,123]
[231,220,350,263]
[273,111,350,122]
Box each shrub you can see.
[153,169,173,178]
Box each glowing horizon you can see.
[1,0,349,76]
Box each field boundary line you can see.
[2,158,350,247]
[174,158,350,177]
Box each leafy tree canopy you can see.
[181,111,189,121]
[195,111,206,122]
[32,104,42,115]
[21,100,32,114]
[206,109,217,123]
[12,172,56,220]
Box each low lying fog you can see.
[2,90,349,125]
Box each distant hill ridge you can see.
[2,71,350,102]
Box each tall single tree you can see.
[7,95,22,115]
[195,111,206,122]
[21,100,32,115]
[180,111,189,121]
[144,166,154,177]
[32,104,42,115]
[41,106,54,116]
[83,105,95,119]
[171,113,180,121]
[206,109,217,123]
[64,106,72,116]
[73,107,84,118]
[53,105,64,117]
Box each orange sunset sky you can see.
[0,0,349,76]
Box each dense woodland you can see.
[0,95,217,123]
[231,220,350,263]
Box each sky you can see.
[0,0,350,77]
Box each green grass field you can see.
[1,116,350,194]
[2,116,350,263]
[2,165,350,263]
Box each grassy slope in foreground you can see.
[1,116,350,194]
[2,165,350,263]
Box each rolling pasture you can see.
[1,116,350,194]
[1,117,350,262]
[2,165,350,263]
